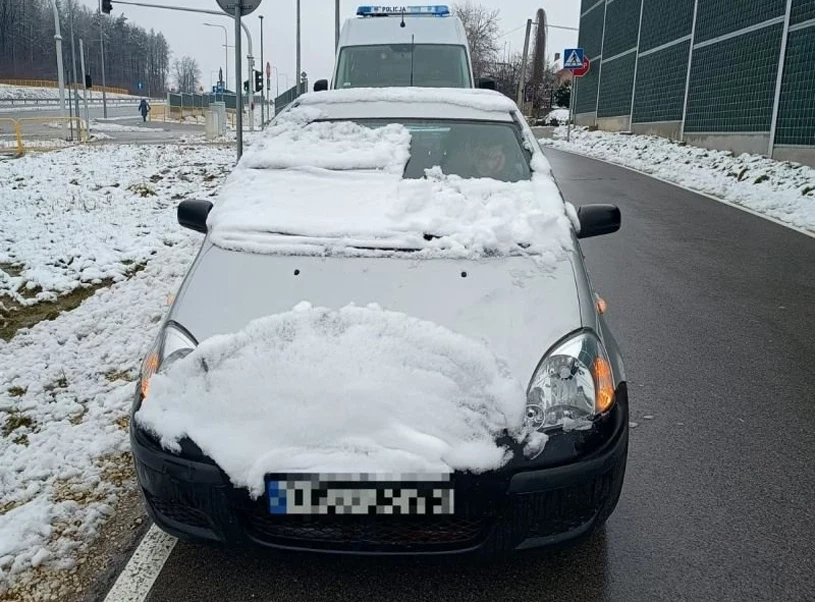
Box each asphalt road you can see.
[0,103,203,144]
[129,149,815,602]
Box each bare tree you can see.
[173,56,201,93]
[453,2,500,80]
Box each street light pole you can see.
[68,0,81,134]
[204,23,229,89]
[234,1,243,158]
[48,0,67,136]
[296,0,301,95]
[259,14,265,127]
[98,0,108,118]
[79,38,91,135]
[335,0,340,51]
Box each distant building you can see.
[573,0,814,167]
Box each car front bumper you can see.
[131,385,629,556]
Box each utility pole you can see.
[69,1,82,136]
[80,38,91,136]
[296,0,301,94]
[517,18,532,112]
[335,0,341,52]
[259,14,265,127]
[98,0,108,118]
[48,0,67,137]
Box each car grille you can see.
[145,492,212,530]
[519,465,618,539]
[245,509,490,550]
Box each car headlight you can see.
[139,322,197,399]
[525,332,615,431]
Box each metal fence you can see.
[573,0,815,166]
[274,82,308,116]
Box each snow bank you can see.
[0,144,234,596]
[0,84,140,102]
[543,127,815,234]
[0,144,232,304]
[136,303,535,497]
[297,87,518,113]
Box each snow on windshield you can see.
[208,105,573,259]
[240,106,411,173]
[135,303,544,497]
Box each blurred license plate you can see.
[266,474,454,516]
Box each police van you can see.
[314,5,488,91]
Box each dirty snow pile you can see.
[136,303,541,497]
[0,144,233,305]
[542,127,815,234]
[210,106,573,259]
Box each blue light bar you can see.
[356,5,451,17]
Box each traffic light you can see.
[254,70,263,93]
[102,0,113,14]
[243,79,249,94]
[85,74,92,89]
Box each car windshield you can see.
[327,119,533,183]
[335,44,471,88]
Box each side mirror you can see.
[477,77,496,90]
[313,79,329,92]
[577,204,621,239]
[178,199,213,234]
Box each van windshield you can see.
[335,44,471,88]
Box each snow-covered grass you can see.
[0,143,234,598]
[0,84,141,102]
[137,302,538,497]
[0,144,233,306]
[541,127,815,235]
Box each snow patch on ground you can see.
[0,144,233,304]
[44,120,166,133]
[136,303,534,497]
[542,127,815,234]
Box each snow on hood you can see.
[136,303,544,498]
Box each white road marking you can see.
[103,524,177,602]
[546,145,815,241]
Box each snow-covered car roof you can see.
[291,87,518,122]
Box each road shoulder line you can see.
[543,145,815,241]
[102,524,177,602]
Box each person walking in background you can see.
[138,98,151,122]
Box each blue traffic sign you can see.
[563,48,585,70]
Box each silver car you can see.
[131,88,627,556]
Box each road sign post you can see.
[563,48,590,143]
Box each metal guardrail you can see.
[0,116,88,156]
[0,98,145,107]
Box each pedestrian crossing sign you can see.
[563,48,585,70]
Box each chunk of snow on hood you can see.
[136,303,536,498]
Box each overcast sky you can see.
[78,0,579,93]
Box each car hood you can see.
[169,244,585,385]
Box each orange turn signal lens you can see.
[592,357,615,413]
[596,296,608,314]
[140,352,160,399]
